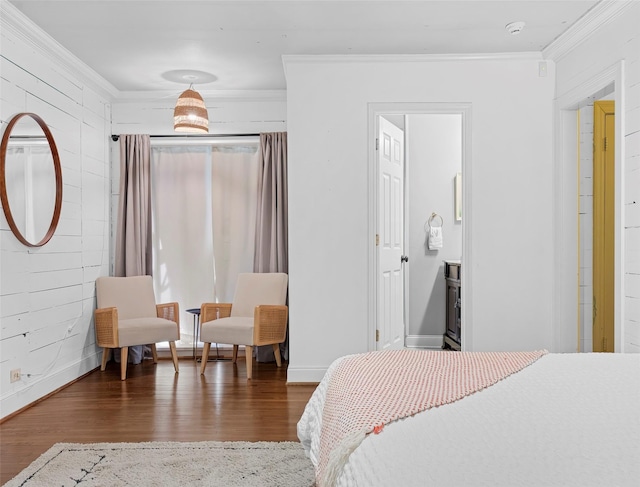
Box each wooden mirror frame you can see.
[0,113,63,247]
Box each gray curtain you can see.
[114,134,152,364]
[254,132,288,273]
[115,134,152,277]
[253,132,288,361]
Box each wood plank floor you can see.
[0,357,317,484]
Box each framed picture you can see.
[455,172,462,221]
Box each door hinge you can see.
[604,136,609,151]
[376,234,379,246]
[376,329,380,342]
[375,138,379,151]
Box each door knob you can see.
[401,255,409,263]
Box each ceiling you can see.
[8,0,601,94]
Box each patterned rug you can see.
[4,441,315,487]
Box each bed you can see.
[298,349,640,487]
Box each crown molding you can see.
[1,0,119,100]
[282,52,543,80]
[282,52,542,66]
[543,0,636,61]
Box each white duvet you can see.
[298,353,640,487]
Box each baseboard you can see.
[286,366,328,383]
[405,334,445,349]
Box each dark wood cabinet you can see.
[444,260,461,350]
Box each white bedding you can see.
[298,353,640,487]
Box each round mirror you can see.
[0,113,62,247]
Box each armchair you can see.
[200,273,288,379]
[95,276,180,380]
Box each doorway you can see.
[368,103,471,352]
[554,61,624,353]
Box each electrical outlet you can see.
[10,369,21,383]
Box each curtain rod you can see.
[110,133,260,142]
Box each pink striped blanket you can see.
[317,349,547,486]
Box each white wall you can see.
[0,4,112,418]
[406,114,462,341]
[284,55,556,382]
[551,2,640,352]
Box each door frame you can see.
[553,61,625,352]
[367,102,472,352]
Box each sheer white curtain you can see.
[211,145,259,301]
[151,141,258,348]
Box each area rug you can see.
[4,441,315,487]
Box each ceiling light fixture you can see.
[505,21,526,35]
[173,85,209,134]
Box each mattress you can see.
[298,352,640,487]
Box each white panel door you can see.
[377,117,405,351]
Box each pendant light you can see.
[173,85,209,133]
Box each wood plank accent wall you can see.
[624,17,640,352]
[0,4,112,418]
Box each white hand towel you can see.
[428,226,443,250]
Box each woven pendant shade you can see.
[173,88,209,133]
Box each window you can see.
[150,139,259,349]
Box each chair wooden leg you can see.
[101,348,111,371]
[120,347,129,381]
[232,345,239,363]
[272,343,282,367]
[200,342,211,375]
[169,341,179,373]
[150,344,158,363]
[245,345,253,380]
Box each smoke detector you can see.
[505,21,526,35]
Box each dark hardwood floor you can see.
[0,357,317,484]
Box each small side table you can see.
[186,308,201,360]
[186,307,229,362]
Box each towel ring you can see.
[428,212,443,228]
